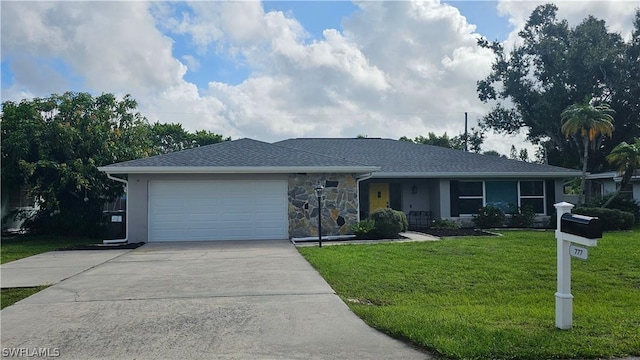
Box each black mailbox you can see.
[561,213,602,239]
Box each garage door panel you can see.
[149,180,287,241]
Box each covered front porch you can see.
[359,178,442,230]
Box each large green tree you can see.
[477,4,639,170]
[1,92,154,236]
[1,92,230,236]
[560,100,615,199]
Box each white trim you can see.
[104,174,129,244]
[99,166,380,174]
[371,172,581,179]
[356,173,374,221]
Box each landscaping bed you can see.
[57,242,145,251]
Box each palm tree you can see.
[602,139,640,208]
[561,100,615,203]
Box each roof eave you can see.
[370,171,582,179]
[97,166,381,174]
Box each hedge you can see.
[573,207,634,231]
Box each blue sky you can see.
[1,1,636,155]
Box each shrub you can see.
[350,219,376,239]
[508,205,536,228]
[589,195,640,224]
[573,207,634,231]
[473,206,506,229]
[370,208,407,239]
[397,210,409,232]
[431,219,460,229]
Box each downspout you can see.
[104,173,129,245]
[356,173,374,221]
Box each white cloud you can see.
[181,55,200,72]
[3,1,636,158]
[1,1,185,97]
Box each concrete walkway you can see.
[1,241,430,359]
[1,250,130,288]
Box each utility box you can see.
[104,211,126,240]
[561,213,602,239]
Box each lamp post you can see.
[314,183,324,248]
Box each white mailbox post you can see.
[554,202,602,330]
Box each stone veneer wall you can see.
[288,173,359,238]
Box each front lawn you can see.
[299,230,640,359]
[1,235,99,264]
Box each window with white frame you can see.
[8,186,36,209]
[455,180,546,215]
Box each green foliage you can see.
[508,204,536,228]
[574,207,635,230]
[299,231,640,359]
[1,93,230,236]
[592,194,640,223]
[472,206,506,229]
[400,128,485,153]
[1,92,153,236]
[603,138,640,207]
[477,4,640,171]
[431,219,460,229]
[561,99,616,196]
[150,122,230,154]
[369,208,407,239]
[1,234,99,264]
[350,219,376,239]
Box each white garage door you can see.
[148,180,288,242]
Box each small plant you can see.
[473,206,506,229]
[508,204,536,228]
[431,219,460,229]
[370,208,407,239]
[350,219,376,239]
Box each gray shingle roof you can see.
[275,138,580,176]
[103,138,370,168]
[101,137,580,177]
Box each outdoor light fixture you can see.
[314,182,324,248]
[411,185,418,194]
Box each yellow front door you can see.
[369,183,389,213]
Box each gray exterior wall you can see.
[398,179,430,214]
[288,173,359,238]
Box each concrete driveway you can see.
[1,240,430,359]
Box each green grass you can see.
[1,286,49,309]
[1,234,99,264]
[299,230,640,359]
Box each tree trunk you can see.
[601,168,633,208]
[579,138,589,204]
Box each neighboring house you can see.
[585,171,640,204]
[98,137,582,243]
[1,185,38,232]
